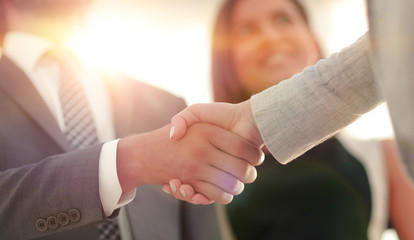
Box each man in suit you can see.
[0,0,263,239]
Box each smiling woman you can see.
[214,0,321,102]
[208,0,374,239]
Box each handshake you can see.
[117,100,265,205]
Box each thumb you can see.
[170,103,235,140]
[170,106,200,140]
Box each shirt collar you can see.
[3,31,54,75]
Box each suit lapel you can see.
[0,56,71,152]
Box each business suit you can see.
[0,55,221,239]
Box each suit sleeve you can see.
[251,33,384,164]
[0,146,105,239]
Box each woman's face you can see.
[230,0,320,95]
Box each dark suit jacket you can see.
[0,55,221,240]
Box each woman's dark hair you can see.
[211,0,310,103]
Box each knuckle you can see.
[234,142,262,166]
[190,146,209,160]
[234,140,245,152]
[233,140,250,158]
[181,162,201,179]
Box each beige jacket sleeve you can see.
[251,33,383,164]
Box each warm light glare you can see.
[343,103,395,140]
[303,0,368,56]
[66,7,213,105]
[66,13,149,69]
[328,0,368,53]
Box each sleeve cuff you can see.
[99,139,136,216]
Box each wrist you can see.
[116,135,144,193]
[240,99,263,147]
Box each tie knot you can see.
[43,47,83,70]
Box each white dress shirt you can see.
[2,32,136,219]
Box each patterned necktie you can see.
[56,49,99,150]
[45,48,121,240]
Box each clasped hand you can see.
[162,100,265,204]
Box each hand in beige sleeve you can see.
[163,101,265,204]
[116,122,263,205]
[170,100,263,147]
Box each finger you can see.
[190,165,245,195]
[180,184,195,200]
[170,179,180,193]
[192,193,215,205]
[170,107,200,140]
[213,158,257,184]
[204,125,261,183]
[162,181,207,205]
[167,179,188,201]
[162,183,213,205]
[214,159,257,184]
[192,181,234,205]
[161,184,172,194]
[259,150,265,165]
[210,128,264,167]
[170,103,236,141]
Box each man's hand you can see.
[116,123,263,204]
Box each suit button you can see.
[68,209,81,223]
[47,216,59,230]
[57,212,70,226]
[35,219,48,232]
